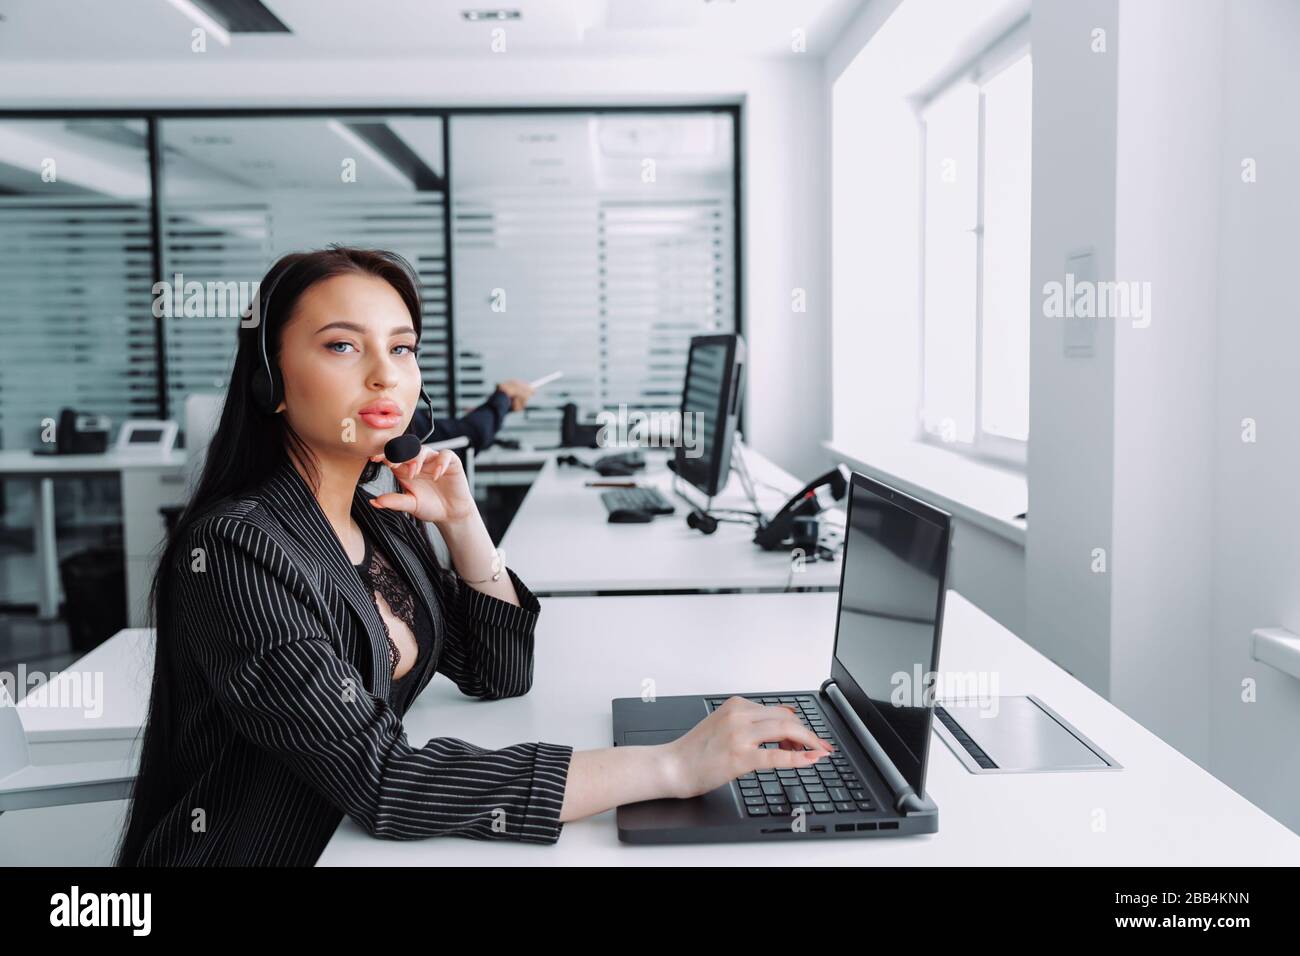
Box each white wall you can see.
[827,0,916,452]
[1024,0,1119,691]
[948,522,1026,636]
[739,61,830,477]
[1110,0,1223,766]
[0,54,830,480]
[1208,0,1300,834]
[1028,0,1300,823]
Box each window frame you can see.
[915,20,1031,468]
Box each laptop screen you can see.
[831,473,951,797]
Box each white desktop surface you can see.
[497,447,844,594]
[16,628,153,745]
[0,448,187,474]
[319,591,1300,866]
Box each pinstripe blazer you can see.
[133,455,573,866]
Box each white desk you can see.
[0,449,188,622]
[497,447,844,595]
[320,591,1300,865]
[472,446,551,488]
[15,627,152,766]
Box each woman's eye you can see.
[326,341,417,356]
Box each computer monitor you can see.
[674,333,745,498]
[829,472,952,800]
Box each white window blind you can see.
[159,198,271,421]
[0,119,157,451]
[450,112,735,441]
[160,193,450,420]
[275,195,450,415]
[0,197,158,450]
[158,117,449,433]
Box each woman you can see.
[114,246,832,866]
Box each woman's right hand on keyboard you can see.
[661,696,834,800]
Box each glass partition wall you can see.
[0,106,739,608]
[156,114,452,422]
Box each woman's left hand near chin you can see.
[368,447,476,526]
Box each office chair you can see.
[159,392,225,536]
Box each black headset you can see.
[685,507,719,535]
[250,266,289,416]
[248,262,436,463]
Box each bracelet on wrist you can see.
[462,549,504,584]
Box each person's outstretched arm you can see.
[435,389,510,450]
[411,380,535,451]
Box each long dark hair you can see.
[114,245,423,866]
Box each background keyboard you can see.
[600,486,676,515]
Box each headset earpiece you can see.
[251,363,280,415]
[250,268,288,415]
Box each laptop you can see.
[611,471,952,843]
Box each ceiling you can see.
[0,0,869,60]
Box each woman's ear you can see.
[275,400,286,414]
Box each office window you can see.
[157,116,450,427]
[450,111,735,440]
[0,118,157,451]
[920,47,1032,459]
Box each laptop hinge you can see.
[820,678,932,815]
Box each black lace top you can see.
[351,531,435,714]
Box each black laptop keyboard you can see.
[706,695,879,817]
[600,487,675,515]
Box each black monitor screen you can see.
[832,476,949,795]
[683,343,727,464]
[676,336,741,497]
